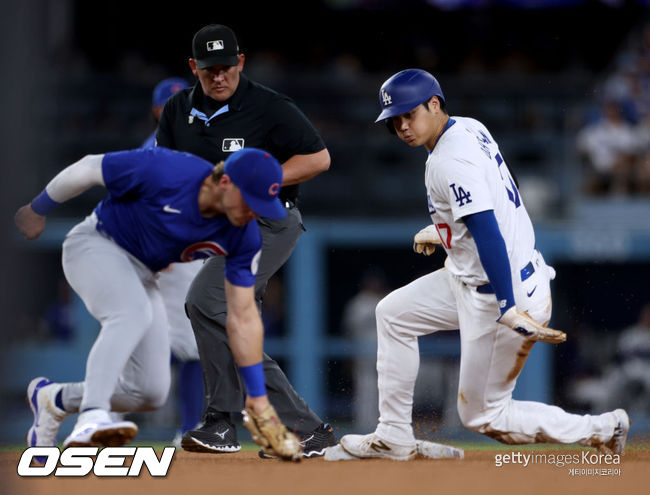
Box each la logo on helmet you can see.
[381,90,392,106]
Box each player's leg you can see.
[341,268,458,460]
[56,216,153,446]
[375,268,458,444]
[454,254,624,451]
[102,282,171,412]
[254,209,324,436]
[157,261,205,440]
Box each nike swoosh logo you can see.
[215,429,229,439]
[527,286,537,297]
[163,205,182,214]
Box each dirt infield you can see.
[3,448,648,495]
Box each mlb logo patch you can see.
[222,138,244,152]
[206,40,224,51]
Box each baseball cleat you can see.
[340,433,416,461]
[63,408,138,448]
[598,409,630,455]
[259,423,338,459]
[27,377,68,462]
[180,412,241,453]
[324,444,361,461]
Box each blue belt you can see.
[475,261,535,294]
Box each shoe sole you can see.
[259,447,328,459]
[340,438,416,461]
[25,377,52,457]
[65,424,139,448]
[181,437,241,453]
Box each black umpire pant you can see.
[185,206,322,434]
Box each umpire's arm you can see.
[281,149,330,186]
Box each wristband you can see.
[30,189,59,216]
[239,362,267,398]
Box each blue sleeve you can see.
[463,210,515,315]
[102,149,152,198]
[224,221,263,287]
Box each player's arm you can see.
[224,279,301,460]
[15,154,105,240]
[463,210,566,344]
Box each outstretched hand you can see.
[15,205,46,240]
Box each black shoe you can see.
[258,423,337,459]
[181,412,241,453]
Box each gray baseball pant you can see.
[185,206,323,434]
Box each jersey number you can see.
[495,153,520,208]
[435,223,452,249]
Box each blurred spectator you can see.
[341,267,389,432]
[571,302,650,415]
[575,100,640,195]
[632,113,650,193]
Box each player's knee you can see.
[141,372,171,410]
[375,292,400,326]
[457,397,506,435]
[105,301,153,336]
[457,395,488,431]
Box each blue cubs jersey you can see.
[93,147,261,287]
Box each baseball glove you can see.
[498,306,566,344]
[242,404,302,462]
[413,225,442,255]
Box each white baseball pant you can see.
[60,214,171,412]
[374,251,618,447]
[157,261,203,362]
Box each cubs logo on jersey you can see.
[181,241,228,262]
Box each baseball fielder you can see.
[142,77,206,442]
[16,147,301,460]
[340,69,629,461]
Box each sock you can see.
[179,360,204,432]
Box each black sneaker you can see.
[258,423,337,459]
[181,412,241,453]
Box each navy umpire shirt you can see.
[156,73,326,203]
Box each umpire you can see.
[156,24,334,457]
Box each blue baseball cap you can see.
[152,77,189,107]
[224,148,286,220]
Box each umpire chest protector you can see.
[157,73,325,203]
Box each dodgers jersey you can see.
[425,117,536,287]
[93,147,261,286]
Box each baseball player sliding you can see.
[15,147,301,461]
[339,69,629,460]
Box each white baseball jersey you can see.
[425,116,536,287]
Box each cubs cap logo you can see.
[268,183,280,197]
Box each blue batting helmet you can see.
[375,69,445,123]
